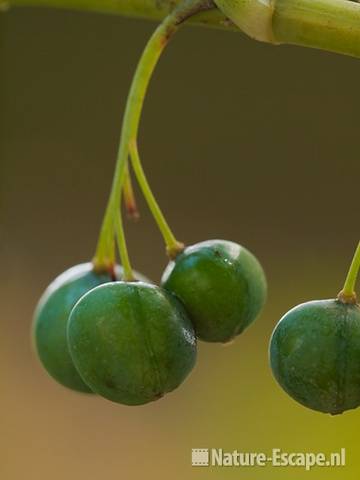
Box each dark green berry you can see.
[270,299,360,415]
[33,263,115,392]
[33,263,148,393]
[161,239,267,343]
[67,281,197,405]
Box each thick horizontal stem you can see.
[5,0,360,58]
[5,0,236,30]
[274,0,360,57]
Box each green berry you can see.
[33,263,147,393]
[67,281,197,405]
[33,263,115,393]
[270,299,360,415]
[161,240,267,343]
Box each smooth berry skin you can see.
[161,240,267,343]
[270,300,360,415]
[68,282,197,406]
[33,263,138,393]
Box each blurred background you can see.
[1,5,359,479]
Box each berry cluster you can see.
[33,241,266,405]
[30,0,360,414]
[31,0,269,406]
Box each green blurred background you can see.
[1,5,359,479]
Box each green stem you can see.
[8,0,360,58]
[93,0,213,271]
[338,241,360,304]
[213,0,360,57]
[129,140,184,258]
[123,163,139,220]
[273,0,360,58]
[6,0,231,31]
[114,213,134,280]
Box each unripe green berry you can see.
[270,299,360,414]
[161,240,267,343]
[68,281,197,405]
[33,263,148,393]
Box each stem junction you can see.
[93,0,212,274]
[338,241,360,305]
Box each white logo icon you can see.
[192,449,209,467]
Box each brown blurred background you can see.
[1,6,360,479]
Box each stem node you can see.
[167,241,185,259]
[337,290,358,305]
[338,241,360,304]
